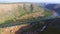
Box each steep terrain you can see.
[0,3,53,34]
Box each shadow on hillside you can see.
[0,17,60,34]
[15,20,42,34]
[15,18,60,34]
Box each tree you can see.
[30,4,33,12]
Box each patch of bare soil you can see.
[0,24,28,34]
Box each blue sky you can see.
[0,0,60,3]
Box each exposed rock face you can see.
[0,24,28,34]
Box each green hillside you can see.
[0,5,53,26]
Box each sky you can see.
[0,0,60,3]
